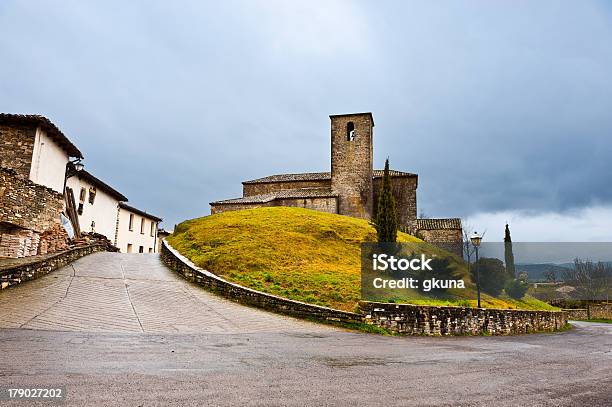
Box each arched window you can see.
[346,122,355,141]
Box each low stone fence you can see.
[161,240,362,324]
[360,302,568,335]
[563,304,612,320]
[563,309,589,320]
[162,239,569,335]
[0,243,107,289]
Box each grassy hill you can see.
[168,207,556,312]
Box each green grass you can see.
[168,207,556,312]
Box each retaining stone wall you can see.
[361,301,568,335]
[161,240,362,324]
[162,240,568,335]
[563,304,612,320]
[590,303,612,319]
[0,243,107,289]
[563,309,589,320]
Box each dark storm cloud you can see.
[1,0,611,228]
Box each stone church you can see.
[211,112,462,249]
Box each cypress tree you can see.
[504,224,516,279]
[374,158,398,243]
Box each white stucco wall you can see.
[29,127,70,193]
[66,176,120,242]
[116,208,158,253]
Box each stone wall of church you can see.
[416,228,463,257]
[0,124,36,180]
[210,202,274,215]
[373,176,417,233]
[243,179,330,197]
[275,197,337,213]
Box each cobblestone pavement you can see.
[0,252,329,334]
[1,253,610,406]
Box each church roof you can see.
[417,218,462,230]
[0,113,83,158]
[242,169,417,185]
[211,188,337,205]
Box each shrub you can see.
[505,278,529,299]
[471,257,508,297]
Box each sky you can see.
[1,1,611,241]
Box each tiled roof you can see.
[211,188,337,205]
[372,169,417,178]
[417,218,462,230]
[119,202,162,222]
[74,169,128,202]
[243,170,416,184]
[0,113,83,158]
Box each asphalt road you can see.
[0,253,610,406]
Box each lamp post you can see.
[470,232,483,308]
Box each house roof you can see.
[74,169,128,202]
[119,202,162,222]
[242,169,417,185]
[0,113,83,158]
[416,218,462,230]
[211,188,337,205]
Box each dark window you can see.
[88,187,96,204]
[79,188,86,202]
[139,246,144,253]
[129,214,134,231]
[346,122,355,141]
[77,203,84,215]
[89,187,96,205]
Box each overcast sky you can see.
[1,1,611,241]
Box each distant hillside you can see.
[516,264,571,282]
[518,261,612,282]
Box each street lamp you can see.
[73,160,84,172]
[63,159,85,198]
[470,232,483,308]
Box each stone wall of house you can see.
[161,239,362,323]
[275,197,337,213]
[361,301,568,335]
[0,167,67,258]
[330,114,373,220]
[373,176,417,233]
[0,124,36,180]
[0,243,107,289]
[243,179,330,197]
[0,167,64,232]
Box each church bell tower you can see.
[330,112,374,219]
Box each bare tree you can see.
[562,259,612,302]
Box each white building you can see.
[116,202,161,253]
[66,170,162,254]
[66,170,128,242]
[1,113,163,256]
